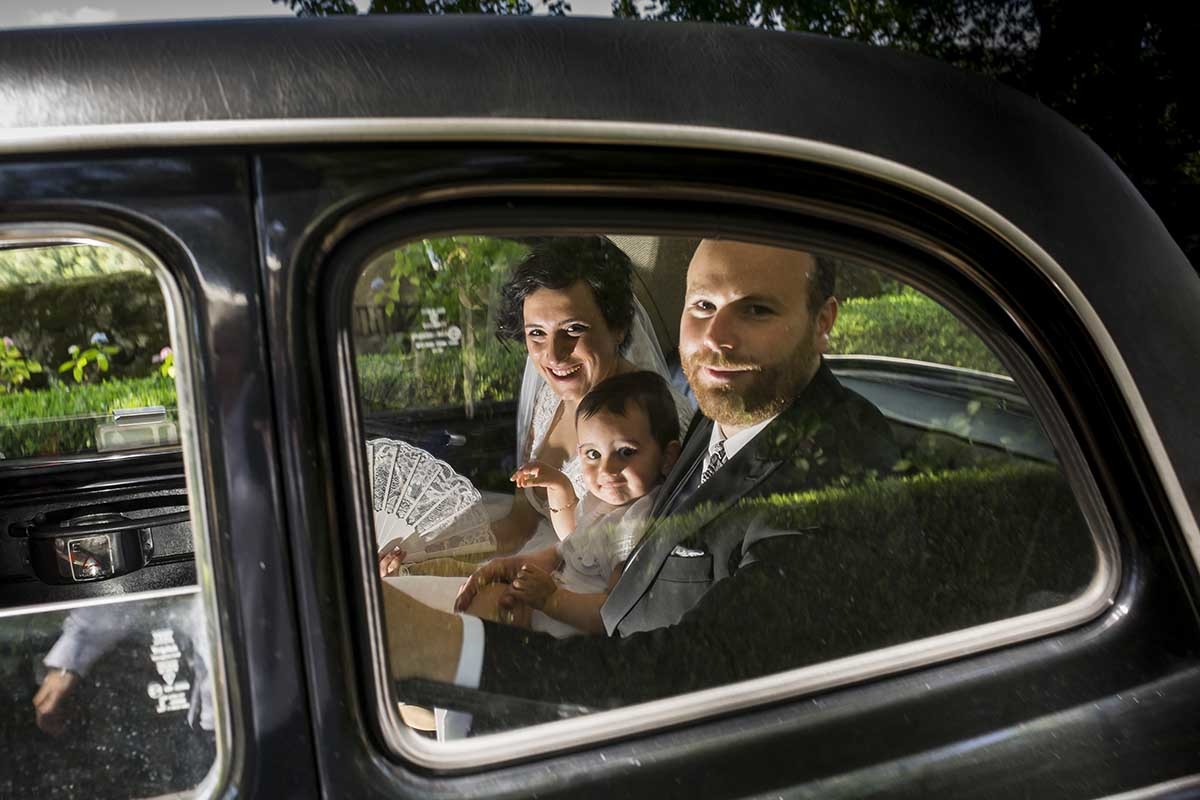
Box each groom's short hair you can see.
[576,371,681,450]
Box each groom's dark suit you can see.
[477,360,898,709]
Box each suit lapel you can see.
[650,415,712,519]
[601,361,850,633]
[603,418,785,630]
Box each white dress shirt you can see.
[703,414,779,476]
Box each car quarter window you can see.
[349,232,1109,762]
[0,242,221,799]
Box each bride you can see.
[380,235,691,574]
[378,236,690,739]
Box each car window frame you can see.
[0,222,232,799]
[317,188,1120,771]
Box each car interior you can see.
[353,233,1099,736]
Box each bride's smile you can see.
[522,280,627,404]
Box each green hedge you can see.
[831,290,1006,375]
[646,463,1093,647]
[358,345,526,412]
[0,375,176,459]
[5,290,1012,457]
[0,270,170,385]
[1,345,530,458]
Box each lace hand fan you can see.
[366,438,494,561]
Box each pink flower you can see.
[153,346,173,364]
[2,336,13,348]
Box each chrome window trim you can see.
[0,584,200,620]
[0,115,1189,571]
[0,225,230,798]
[1096,773,1200,800]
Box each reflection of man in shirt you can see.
[32,594,213,736]
[383,239,898,718]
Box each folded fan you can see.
[367,438,494,561]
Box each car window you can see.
[0,242,220,799]
[351,233,1107,760]
[0,245,179,461]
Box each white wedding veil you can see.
[515,296,691,465]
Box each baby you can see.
[454,370,682,637]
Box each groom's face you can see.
[680,240,837,430]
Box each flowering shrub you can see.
[153,346,175,379]
[58,332,121,384]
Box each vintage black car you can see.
[1,15,1198,800]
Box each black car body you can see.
[1,16,1199,799]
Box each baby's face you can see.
[577,405,677,507]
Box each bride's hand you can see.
[379,545,406,578]
[454,556,519,612]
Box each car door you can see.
[257,142,1200,798]
[5,16,1199,800]
[0,153,318,798]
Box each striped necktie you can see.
[699,438,728,485]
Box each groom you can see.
[385,239,899,715]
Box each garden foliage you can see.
[0,375,176,458]
[830,289,1005,375]
[0,270,169,384]
[3,238,1009,459]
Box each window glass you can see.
[0,245,178,461]
[0,243,218,799]
[356,234,1100,747]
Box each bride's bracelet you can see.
[548,494,580,514]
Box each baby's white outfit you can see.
[530,486,660,638]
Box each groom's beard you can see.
[682,339,820,428]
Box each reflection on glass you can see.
[0,245,177,462]
[1,595,215,798]
[1,241,217,798]
[65,536,114,580]
[357,235,1097,742]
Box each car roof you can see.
[2,15,1197,543]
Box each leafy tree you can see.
[620,0,1200,265]
[376,237,528,416]
[274,0,569,16]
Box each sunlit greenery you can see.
[0,245,147,287]
[0,375,177,458]
[3,239,1010,459]
[831,289,1005,374]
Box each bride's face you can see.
[523,281,626,404]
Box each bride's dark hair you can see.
[496,237,636,353]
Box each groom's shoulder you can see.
[766,366,899,473]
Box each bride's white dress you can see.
[387,375,692,605]
[384,298,693,739]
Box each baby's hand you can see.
[511,460,576,511]
[507,563,557,610]
[511,460,570,491]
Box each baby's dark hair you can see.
[576,371,681,450]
